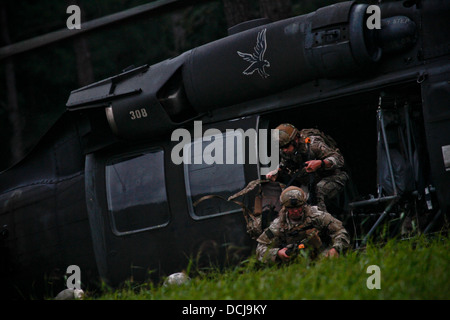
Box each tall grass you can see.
[92,234,449,300]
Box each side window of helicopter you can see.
[105,148,170,235]
[184,130,246,219]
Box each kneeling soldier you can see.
[256,186,350,263]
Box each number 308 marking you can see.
[129,108,148,120]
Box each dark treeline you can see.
[0,0,342,172]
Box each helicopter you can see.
[0,0,449,299]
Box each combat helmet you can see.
[273,123,298,148]
[280,186,307,208]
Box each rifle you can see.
[284,228,322,257]
[284,162,306,188]
[285,240,307,257]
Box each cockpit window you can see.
[105,149,169,235]
[184,131,246,219]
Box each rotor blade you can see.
[0,0,211,61]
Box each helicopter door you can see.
[420,71,450,228]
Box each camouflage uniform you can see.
[277,128,349,211]
[256,205,350,263]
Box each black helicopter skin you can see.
[1,0,449,299]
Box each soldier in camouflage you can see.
[256,186,350,263]
[266,123,349,212]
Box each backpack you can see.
[300,128,339,150]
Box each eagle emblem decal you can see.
[237,28,270,78]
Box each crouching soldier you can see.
[256,186,350,263]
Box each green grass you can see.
[91,234,449,300]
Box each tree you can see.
[222,0,293,29]
[70,0,94,86]
[0,2,23,165]
[259,0,292,21]
[222,0,252,29]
